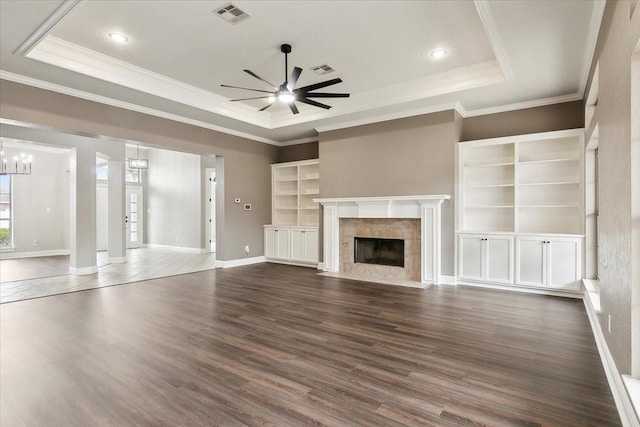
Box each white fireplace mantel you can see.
[313,195,451,285]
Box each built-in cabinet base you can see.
[264,226,318,267]
[457,232,583,293]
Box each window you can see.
[0,175,11,247]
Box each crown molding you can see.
[0,71,281,146]
[26,36,271,129]
[278,136,319,147]
[13,0,85,56]
[474,0,513,82]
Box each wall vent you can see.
[214,3,250,25]
[311,64,335,75]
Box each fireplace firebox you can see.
[354,237,404,268]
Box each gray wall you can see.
[461,101,584,141]
[319,111,457,275]
[6,148,69,254]
[277,142,319,163]
[145,147,202,249]
[0,80,278,261]
[583,0,640,376]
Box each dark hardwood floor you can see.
[0,263,620,426]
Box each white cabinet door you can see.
[458,235,483,281]
[276,228,290,259]
[304,229,318,262]
[485,236,513,284]
[265,227,290,260]
[265,228,279,258]
[516,236,582,290]
[290,229,305,261]
[547,239,580,291]
[291,229,318,263]
[516,237,545,287]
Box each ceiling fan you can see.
[221,44,350,114]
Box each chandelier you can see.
[128,145,148,170]
[0,140,32,175]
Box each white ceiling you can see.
[0,0,604,145]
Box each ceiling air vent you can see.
[214,3,250,25]
[311,64,335,75]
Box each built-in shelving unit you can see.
[457,129,585,293]
[267,159,320,267]
[271,159,320,226]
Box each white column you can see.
[322,203,339,271]
[107,159,126,263]
[69,145,97,275]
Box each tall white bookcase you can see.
[265,159,319,266]
[457,129,584,293]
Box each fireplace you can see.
[314,195,451,286]
[354,237,404,267]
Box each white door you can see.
[547,239,580,290]
[458,235,483,281]
[265,228,278,258]
[303,229,318,262]
[126,186,143,249]
[277,228,290,259]
[485,236,513,284]
[290,229,305,262]
[96,183,108,251]
[516,237,545,287]
[207,170,216,253]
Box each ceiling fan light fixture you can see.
[277,92,295,104]
[430,48,447,59]
[108,32,128,43]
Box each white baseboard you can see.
[68,265,98,275]
[438,275,457,285]
[265,258,319,268]
[216,256,265,268]
[142,243,207,254]
[583,295,640,427]
[456,279,583,299]
[107,256,127,264]
[0,249,70,260]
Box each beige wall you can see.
[584,0,640,376]
[319,111,457,275]
[0,80,278,261]
[277,142,319,163]
[461,101,584,141]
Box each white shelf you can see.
[459,130,583,234]
[271,159,320,227]
[519,181,579,186]
[464,161,515,169]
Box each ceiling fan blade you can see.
[303,92,350,98]
[220,84,274,94]
[286,67,303,92]
[297,98,332,110]
[229,96,272,101]
[259,102,275,112]
[294,78,343,93]
[289,102,299,114]
[243,69,278,90]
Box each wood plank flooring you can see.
[0,263,620,426]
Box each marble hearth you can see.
[314,195,451,286]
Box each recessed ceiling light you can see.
[430,48,447,59]
[108,33,128,43]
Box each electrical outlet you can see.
[175,236,179,243]
[244,245,250,254]
[608,314,612,334]
[32,240,38,246]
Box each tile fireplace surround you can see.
[314,195,451,286]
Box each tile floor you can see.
[0,248,217,304]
